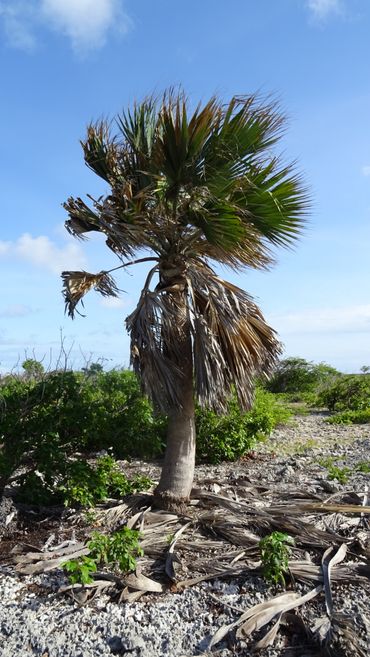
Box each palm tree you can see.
[62,91,309,507]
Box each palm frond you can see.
[187,263,282,411]
[125,265,191,411]
[62,270,120,318]
[82,122,120,183]
[64,197,102,239]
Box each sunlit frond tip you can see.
[62,270,120,318]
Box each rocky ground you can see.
[0,411,370,657]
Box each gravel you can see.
[1,412,370,657]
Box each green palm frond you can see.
[82,122,120,183]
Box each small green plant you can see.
[63,527,143,585]
[356,461,370,473]
[259,531,294,586]
[317,457,350,484]
[63,555,98,585]
[88,528,143,572]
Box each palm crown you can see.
[63,91,309,413]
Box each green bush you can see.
[14,453,152,507]
[60,455,152,507]
[317,375,370,412]
[195,388,291,464]
[0,369,165,491]
[265,357,340,395]
[0,368,292,500]
[326,408,370,425]
[22,358,45,379]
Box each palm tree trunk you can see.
[155,318,196,508]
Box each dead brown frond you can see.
[62,270,120,318]
[126,270,192,411]
[187,262,282,411]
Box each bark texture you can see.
[155,381,196,502]
[155,288,196,504]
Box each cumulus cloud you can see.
[0,232,87,274]
[306,0,343,20]
[362,165,370,177]
[271,304,370,335]
[0,0,131,52]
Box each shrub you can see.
[317,375,370,412]
[265,357,340,395]
[14,453,152,507]
[0,369,165,493]
[0,369,292,499]
[63,527,143,584]
[22,358,45,379]
[326,408,370,425]
[195,388,291,464]
[60,455,152,507]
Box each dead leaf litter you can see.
[0,411,370,656]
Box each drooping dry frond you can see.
[126,277,188,412]
[125,258,281,413]
[188,262,282,412]
[62,270,120,318]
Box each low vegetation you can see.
[317,374,370,411]
[1,355,368,505]
[0,364,292,501]
[63,527,143,584]
[259,531,295,586]
[264,357,370,425]
[195,387,292,464]
[317,457,351,484]
[264,357,340,397]
[326,408,370,425]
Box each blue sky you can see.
[1,0,370,373]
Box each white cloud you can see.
[0,232,87,274]
[0,241,11,255]
[0,0,131,52]
[271,304,370,335]
[306,0,343,20]
[362,165,370,177]
[0,2,37,50]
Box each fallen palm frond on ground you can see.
[5,474,370,654]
